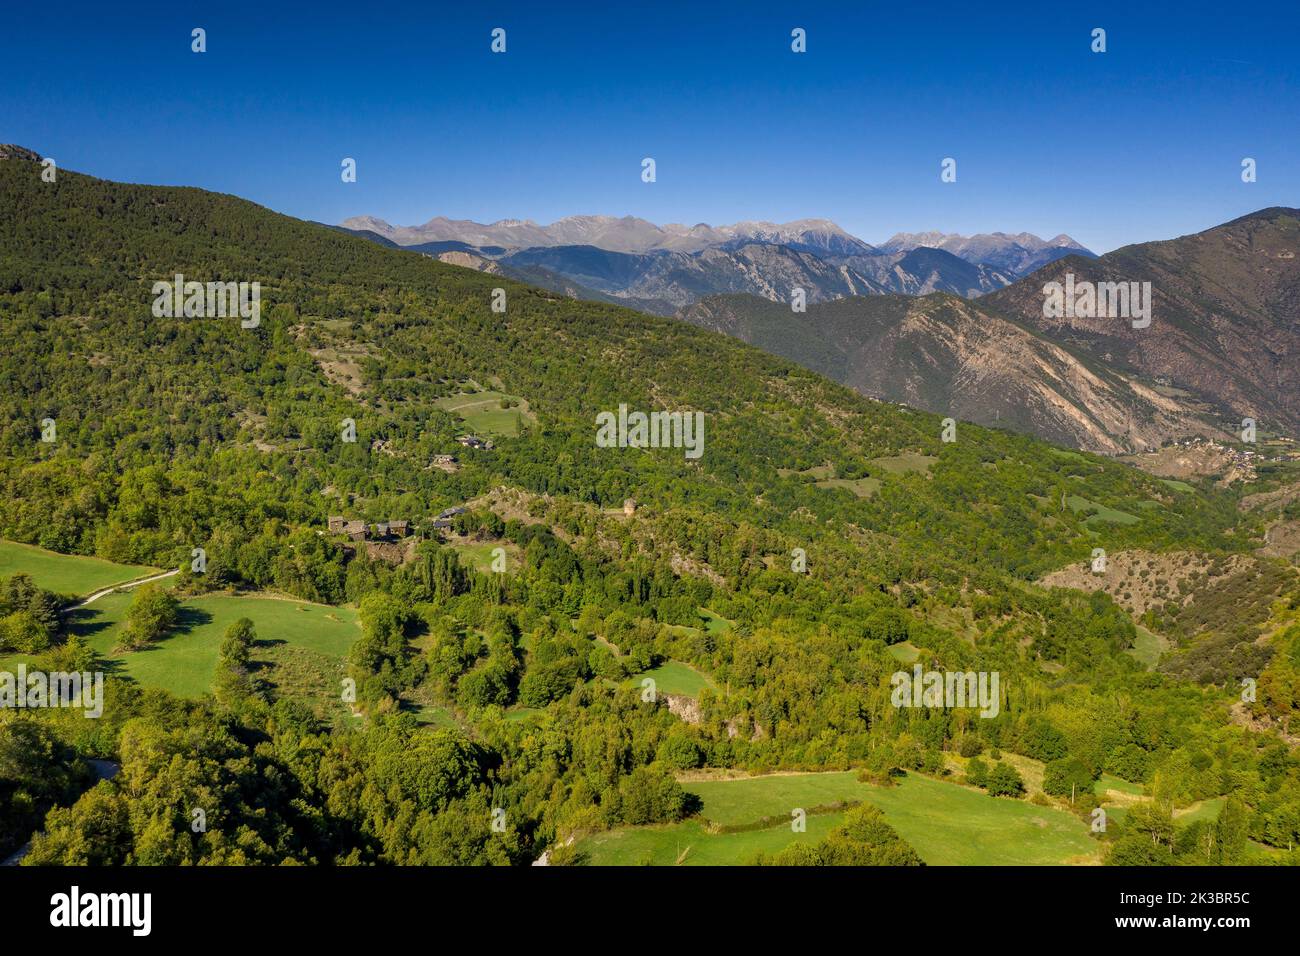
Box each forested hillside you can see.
[2,153,1297,866]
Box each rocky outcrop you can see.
[0,145,42,162]
[663,694,701,725]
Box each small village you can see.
[326,505,470,545]
[1167,436,1299,465]
[323,434,498,550]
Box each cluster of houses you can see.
[327,506,473,542]
[458,435,494,450]
[326,516,410,542]
[430,506,467,531]
[1153,437,1300,485]
[1169,437,1290,465]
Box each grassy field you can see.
[1175,797,1226,826]
[699,609,733,634]
[777,463,835,480]
[408,702,459,729]
[444,537,522,574]
[1127,625,1167,668]
[945,750,1051,795]
[434,390,532,438]
[65,591,361,700]
[1066,495,1141,526]
[871,453,938,476]
[503,706,545,722]
[815,476,882,498]
[887,641,922,664]
[1050,449,1091,464]
[1104,796,1226,833]
[780,462,883,498]
[0,539,156,597]
[579,770,1098,865]
[626,660,715,698]
[859,773,1096,864]
[687,771,867,828]
[578,814,844,865]
[1092,776,1228,836]
[1096,773,1144,797]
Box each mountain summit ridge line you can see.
[338,212,1090,260]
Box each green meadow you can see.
[503,706,545,722]
[578,814,844,866]
[887,641,922,664]
[699,609,733,634]
[0,539,156,597]
[625,660,715,698]
[66,591,360,700]
[1066,495,1141,526]
[1175,797,1226,827]
[777,463,835,480]
[577,770,1099,866]
[870,453,938,476]
[434,390,532,438]
[444,538,522,574]
[688,771,867,828]
[1095,773,1144,798]
[408,703,459,729]
[1127,625,1166,668]
[856,773,1095,865]
[815,476,882,498]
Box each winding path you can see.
[60,568,180,614]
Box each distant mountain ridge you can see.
[879,231,1094,275]
[676,207,1300,453]
[339,214,876,256]
[341,212,1089,266]
[490,241,1013,313]
[337,214,1080,314]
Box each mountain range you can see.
[339,214,879,256]
[337,214,1094,314]
[335,207,1299,455]
[680,209,1300,454]
[878,231,1092,276]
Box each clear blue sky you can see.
[2,0,1296,252]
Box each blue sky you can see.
[2,0,1296,252]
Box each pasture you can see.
[1066,495,1140,526]
[577,815,843,866]
[815,476,882,498]
[0,539,156,598]
[577,769,1099,865]
[699,609,733,634]
[871,453,938,476]
[625,660,715,698]
[67,591,360,700]
[444,537,522,574]
[435,390,532,438]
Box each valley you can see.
[1,148,1297,873]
